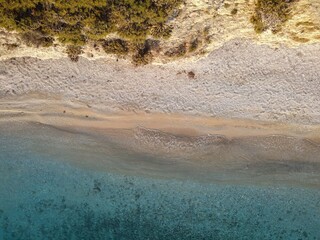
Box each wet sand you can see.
[1,95,320,187]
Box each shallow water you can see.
[1,122,320,239]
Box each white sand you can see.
[1,39,320,125]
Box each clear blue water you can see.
[1,122,320,240]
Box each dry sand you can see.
[1,39,320,124]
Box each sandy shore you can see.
[1,39,320,125]
[1,97,320,188]
[2,93,320,137]
[1,39,320,179]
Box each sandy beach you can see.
[1,91,320,188]
[1,39,320,125]
[1,39,320,174]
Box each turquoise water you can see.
[1,122,320,239]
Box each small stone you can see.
[188,71,195,79]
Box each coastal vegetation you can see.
[0,0,182,63]
[251,0,297,33]
[0,0,311,64]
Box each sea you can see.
[0,121,319,239]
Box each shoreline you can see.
[0,94,320,188]
[1,38,320,186]
[1,105,320,188]
[1,94,320,140]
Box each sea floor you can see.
[0,121,320,239]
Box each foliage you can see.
[101,38,128,55]
[21,31,54,47]
[164,43,186,58]
[131,40,153,66]
[0,0,182,62]
[66,45,83,62]
[251,0,297,33]
[189,38,199,52]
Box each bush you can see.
[66,45,83,62]
[2,43,19,50]
[189,38,199,52]
[101,39,129,55]
[131,40,153,66]
[0,0,182,61]
[0,0,182,63]
[164,43,187,57]
[21,31,54,47]
[251,0,297,33]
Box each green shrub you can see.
[251,0,297,33]
[164,43,187,58]
[189,38,199,52]
[131,40,153,66]
[101,38,129,55]
[21,31,54,47]
[0,0,182,61]
[66,45,83,62]
[2,43,19,50]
